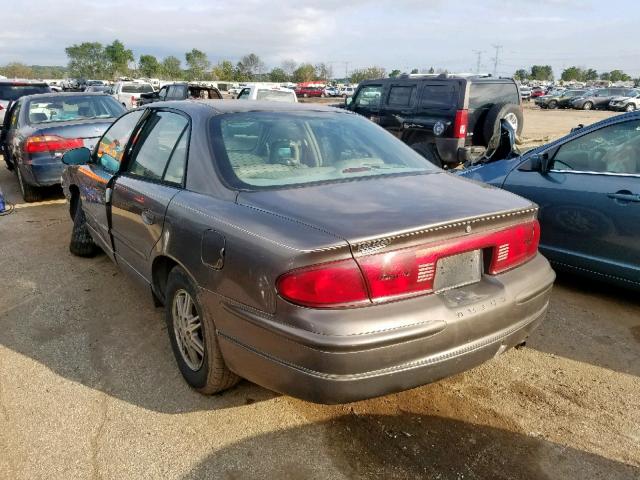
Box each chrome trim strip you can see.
[549,169,640,178]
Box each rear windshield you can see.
[256,89,296,102]
[420,84,457,110]
[121,83,154,93]
[469,82,520,109]
[27,95,125,124]
[0,84,50,101]
[211,111,437,189]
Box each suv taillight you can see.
[453,109,468,139]
[277,220,540,308]
[25,135,83,155]
[131,96,137,106]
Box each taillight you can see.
[131,96,136,106]
[276,220,540,308]
[25,135,83,154]
[453,109,468,139]
[0,105,4,111]
[276,258,369,308]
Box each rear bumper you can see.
[20,161,64,187]
[203,254,555,404]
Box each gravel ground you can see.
[0,106,638,479]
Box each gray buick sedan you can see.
[61,101,555,404]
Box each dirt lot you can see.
[0,106,638,479]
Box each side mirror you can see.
[345,97,353,107]
[529,153,551,173]
[62,147,91,166]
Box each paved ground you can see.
[0,107,639,479]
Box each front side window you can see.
[353,85,383,108]
[127,111,189,182]
[551,120,640,175]
[27,95,125,124]
[211,111,438,189]
[96,110,144,173]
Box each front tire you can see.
[69,199,99,257]
[165,266,240,395]
[582,101,593,110]
[547,100,558,109]
[16,166,42,203]
[625,103,636,112]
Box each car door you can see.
[502,118,640,285]
[383,83,418,136]
[109,109,190,281]
[77,109,146,257]
[158,86,169,101]
[0,100,21,164]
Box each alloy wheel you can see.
[504,112,518,131]
[172,289,205,371]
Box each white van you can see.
[237,85,297,103]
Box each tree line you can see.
[513,65,635,83]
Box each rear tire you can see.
[411,142,443,168]
[582,101,593,110]
[482,102,524,147]
[165,266,240,395]
[69,199,99,257]
[16,167,42,203]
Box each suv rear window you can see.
[122,83,154,94]
[420,84,456,110]
[469,82,519,109]
[388,86,415,106]
[0,84,50,101]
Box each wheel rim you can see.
[504,112,518,131]
[584,102,592,110]
[626,104,635,112]
[172,289,204,371]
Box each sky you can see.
[1,0,639,78]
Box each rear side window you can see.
[0,84,49,101]
[121,83,154,94]
[387,86,416,106]
[420,84,456,110]
[469,83,519,109]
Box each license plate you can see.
[433,250,482,293]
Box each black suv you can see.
[344,75,523,167]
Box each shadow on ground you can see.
[527,271,640,376]
[180,412,639,480]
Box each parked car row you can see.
[535,87,640,111]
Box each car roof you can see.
[359,76,515,86]
[144,99,344,115]
[0,80,49,86]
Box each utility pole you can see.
[491,44,503,77]
[344,61,350,81]
[472,50,483,74]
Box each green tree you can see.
[350,66,386,84]
[600,72,611,81]
[161,56,182,79]
[269,67,288,83]
[410,68,419,74]
[138,54,160,78]
[185,49,210,80]
[389,69,402,78]
[609,70,631,82]
[236,53,265,80]
[0,62,34,79]
[561,66,583,82]
[514,69,529,81]
[584,68,598,81]
[293,63,317,83]
[530,65,553,81]
[212,60,234,81]
[65,42,106,78]
[104,40,133,78]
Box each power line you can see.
[491,44,503,77]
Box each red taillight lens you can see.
[131,96,136,106]
[276,258,369,308]
[25,135,83,154]
[488,220,540,274]
[453,109,468,139]
[0,105,4,111]
[277,221,540,308]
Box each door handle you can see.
[607,192,640,203]
[141,210,155,225]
